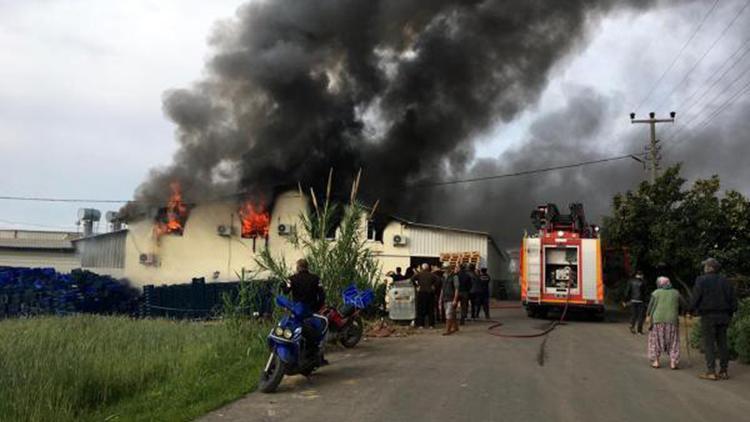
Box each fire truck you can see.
[520,203,605,320]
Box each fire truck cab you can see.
[520,203,605,320]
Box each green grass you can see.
[0,315,270,422]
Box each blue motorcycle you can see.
[258,296,328,393]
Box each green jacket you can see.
[646,289,686,324]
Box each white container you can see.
[387,281,416,321]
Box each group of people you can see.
[622,258,738,380]
[391,262,492,335]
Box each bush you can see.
[0,315,269,421]
[729,298,750,363]
[255,172,381,308]
[689,298,750,364]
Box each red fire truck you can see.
[520,203,605,320]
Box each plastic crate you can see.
[342,284,374,309]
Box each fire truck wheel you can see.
[589,310,606,322]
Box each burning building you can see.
[75,189,508,288]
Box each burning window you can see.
[239,200,270,239]
[154,182,190,237]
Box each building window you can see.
[366,220,383,242]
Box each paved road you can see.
[201,305,750,422]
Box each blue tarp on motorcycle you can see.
[342,284,374,309]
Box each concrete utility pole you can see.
[630,111,675,183]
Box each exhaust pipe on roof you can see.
[77,208,101,237]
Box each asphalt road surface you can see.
[201,305,750,422]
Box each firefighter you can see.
[623,271,647,335]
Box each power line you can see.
[655,0,750,111]
[0,154,646,204]
[634,0,721,112]
[673,35,750,120]
[411,153,645,188]
[0,195,129,204]
[667,62,750,142]
[665,77,750,152]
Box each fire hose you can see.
[486,278,573,339]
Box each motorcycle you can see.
[321,284,374,348]
[258,295,328,393]
[257,285,373,393]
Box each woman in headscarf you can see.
[646,276,687,369]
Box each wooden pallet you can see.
[440,251,481,267]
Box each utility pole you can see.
[630,111,675,183]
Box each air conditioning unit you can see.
[217,224,232,237]
[392,234,407,246]
[139,253,159,266]
[278,223,295,236]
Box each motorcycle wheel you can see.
[340,316,364,348]
[258,352,285,393]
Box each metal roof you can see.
[0,230,80,251]
[70,229,128,243]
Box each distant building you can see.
[75,190,509,288]
[0,229,81,272]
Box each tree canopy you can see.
[603,165,750,292]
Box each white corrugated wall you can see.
[0,250,80,273]
[408,226,488,261]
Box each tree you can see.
[604,165,750,293]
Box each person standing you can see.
[469,264,483,319]
[432,265,445,324]
[646,276,686,369]
[411,263,438,328]
[457,264,472,325]
[440,265,460,335]
[690,258,738,380]
[477,268,491,319]
[392,267,405,282]
[623,271,647,335]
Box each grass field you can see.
[0,315,270,422]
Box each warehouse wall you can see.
[408,226,489,261]
[120,191,307,287]
[0,249,80,273]
[368,220,410,281]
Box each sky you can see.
[1,0,749,236]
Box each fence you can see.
[0,266,276,320]
[142,277,276,319]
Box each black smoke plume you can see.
[134,0,673,242]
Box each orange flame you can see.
[239,200,270,238]
[155,182,189,236]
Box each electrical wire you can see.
[665,76,750,152]
[0,153,646,204]
[655,0,750,111]
[634,0,721,113]
[666,63,750,144]
[409,153,645,188]
[673,36,750,122]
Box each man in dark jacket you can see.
[469,264,485,319]
[623,271,647,334]
[691,258,738,380]
[282,259,327,363]
[457,264,472,325]
[475,268,491,319]
[283,259,326,313]
[412,263,439,328]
